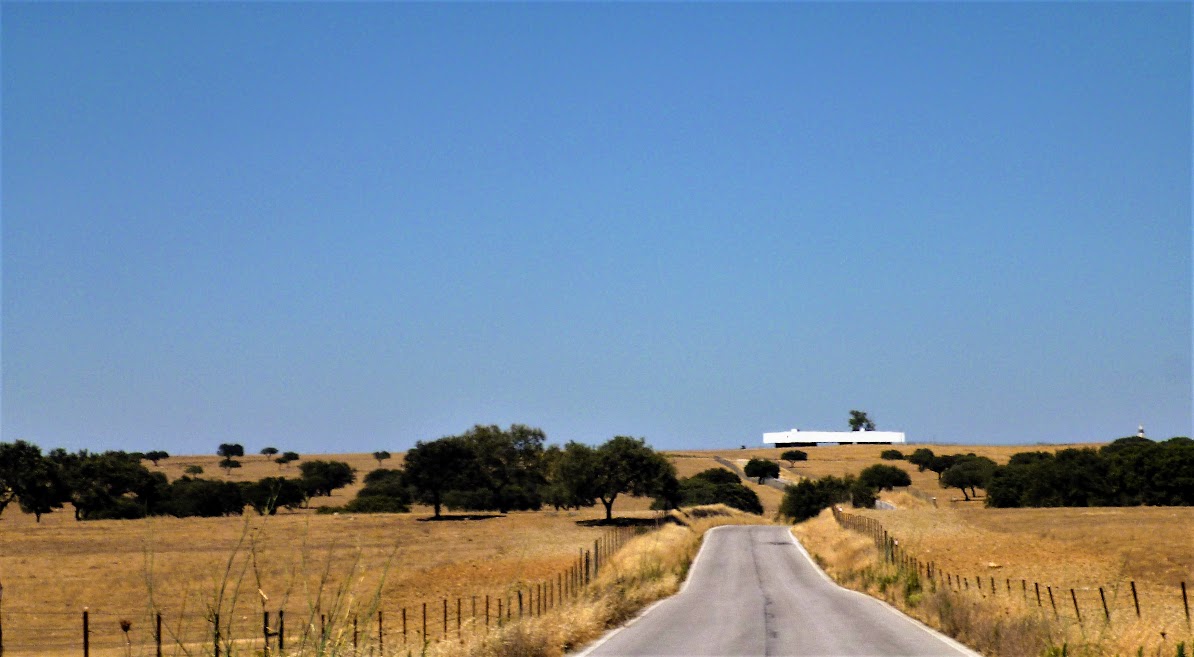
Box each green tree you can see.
[859,464,911,490]
[780,475,854,522]
[299,460,356,497]
[185,465,204,475]
[880,449,904,460]
[0,440,49,519]
[275,451,300,469]
[657,468,763,515]
[217,443,244,474]
[589,436,676,522]
[51,449,165,520]
[848,410,876,432]
[260,447,279,457]
[542,442,600,511]
[372,450,391,466]
[161,477,244,517]
[217,443,244,458]
[459,424,547,513]
[404,437,478,518]
[345,468,411,513]
[780,449,808,467]
[242,477,305,515]
[143,450,170,466]
[908,448,936,472]
[743,458,780,484]
[939,456,996,501]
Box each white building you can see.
[763,428,906,447]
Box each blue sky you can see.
[2,2,1190,455]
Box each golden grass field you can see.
[2,442,1191,657]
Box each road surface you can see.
[577,525,979,657]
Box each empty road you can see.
[578,525,980,657]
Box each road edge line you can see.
[785,527,985,657]
[571,523,732,657]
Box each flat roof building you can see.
[763,428,906,447]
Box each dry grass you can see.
[795,506,1194,657]
[0,504,660,655]
[5,444,1190,657]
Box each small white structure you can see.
[763,428,906,447]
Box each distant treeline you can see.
[0,426,767,522]
[779,436,1193,521]
[0,440,354,521]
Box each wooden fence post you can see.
[423,602,428,643]
[278,610,284,652]
[518,590,523,618]
[1131,581,1140,618]
[1070,589,1082,624]
[1035,582,1042,607]
[1099,588,1110,624]
[497,599,502,628]
[155,612,162,657]
[263,611,271,656]
[1182,582,1189,626]
[83,608,90,657]
[402,607,407,645]
[457,598,462,640]
[352,615,357,652]
[212,612,218,657]
[1047,586,1058,619]
[443,598,448,638]
[378,610,383,654]
[485,596,490,628]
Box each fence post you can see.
[497,599,502,628]
[584,550,591,586]
[1131,581,1140,618]
[1099,587,1110,623]
[155,612,162,657]
[485,596,490,628]
[457,598,462,639]
[352,615,357,652]
[423,602,428,643]
[594,540,600,577]
[1070,589,1082,624]
[378,610,383,654]
[212,612,219,657]
[0,581,4,657]
[443,598,448,638]
[1047,586,1058,619]
[83,608,90,657]
[518,590,523,618]
[278,610,284,652]
[263,611,270,656]
[403,607,407,645]
[1035,582,1042,607]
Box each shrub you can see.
[880,449,905,460]
[859,464,911,490]
[743,458,780,483]
[780,449,808,466]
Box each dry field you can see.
[0,497,658,655]
[769,442,1194,656]
[3,443,1190,657]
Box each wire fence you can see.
[0,524,648,657]
[831,506,1193,638]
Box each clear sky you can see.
[2,2,1190,455]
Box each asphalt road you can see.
[577,525,980,657]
